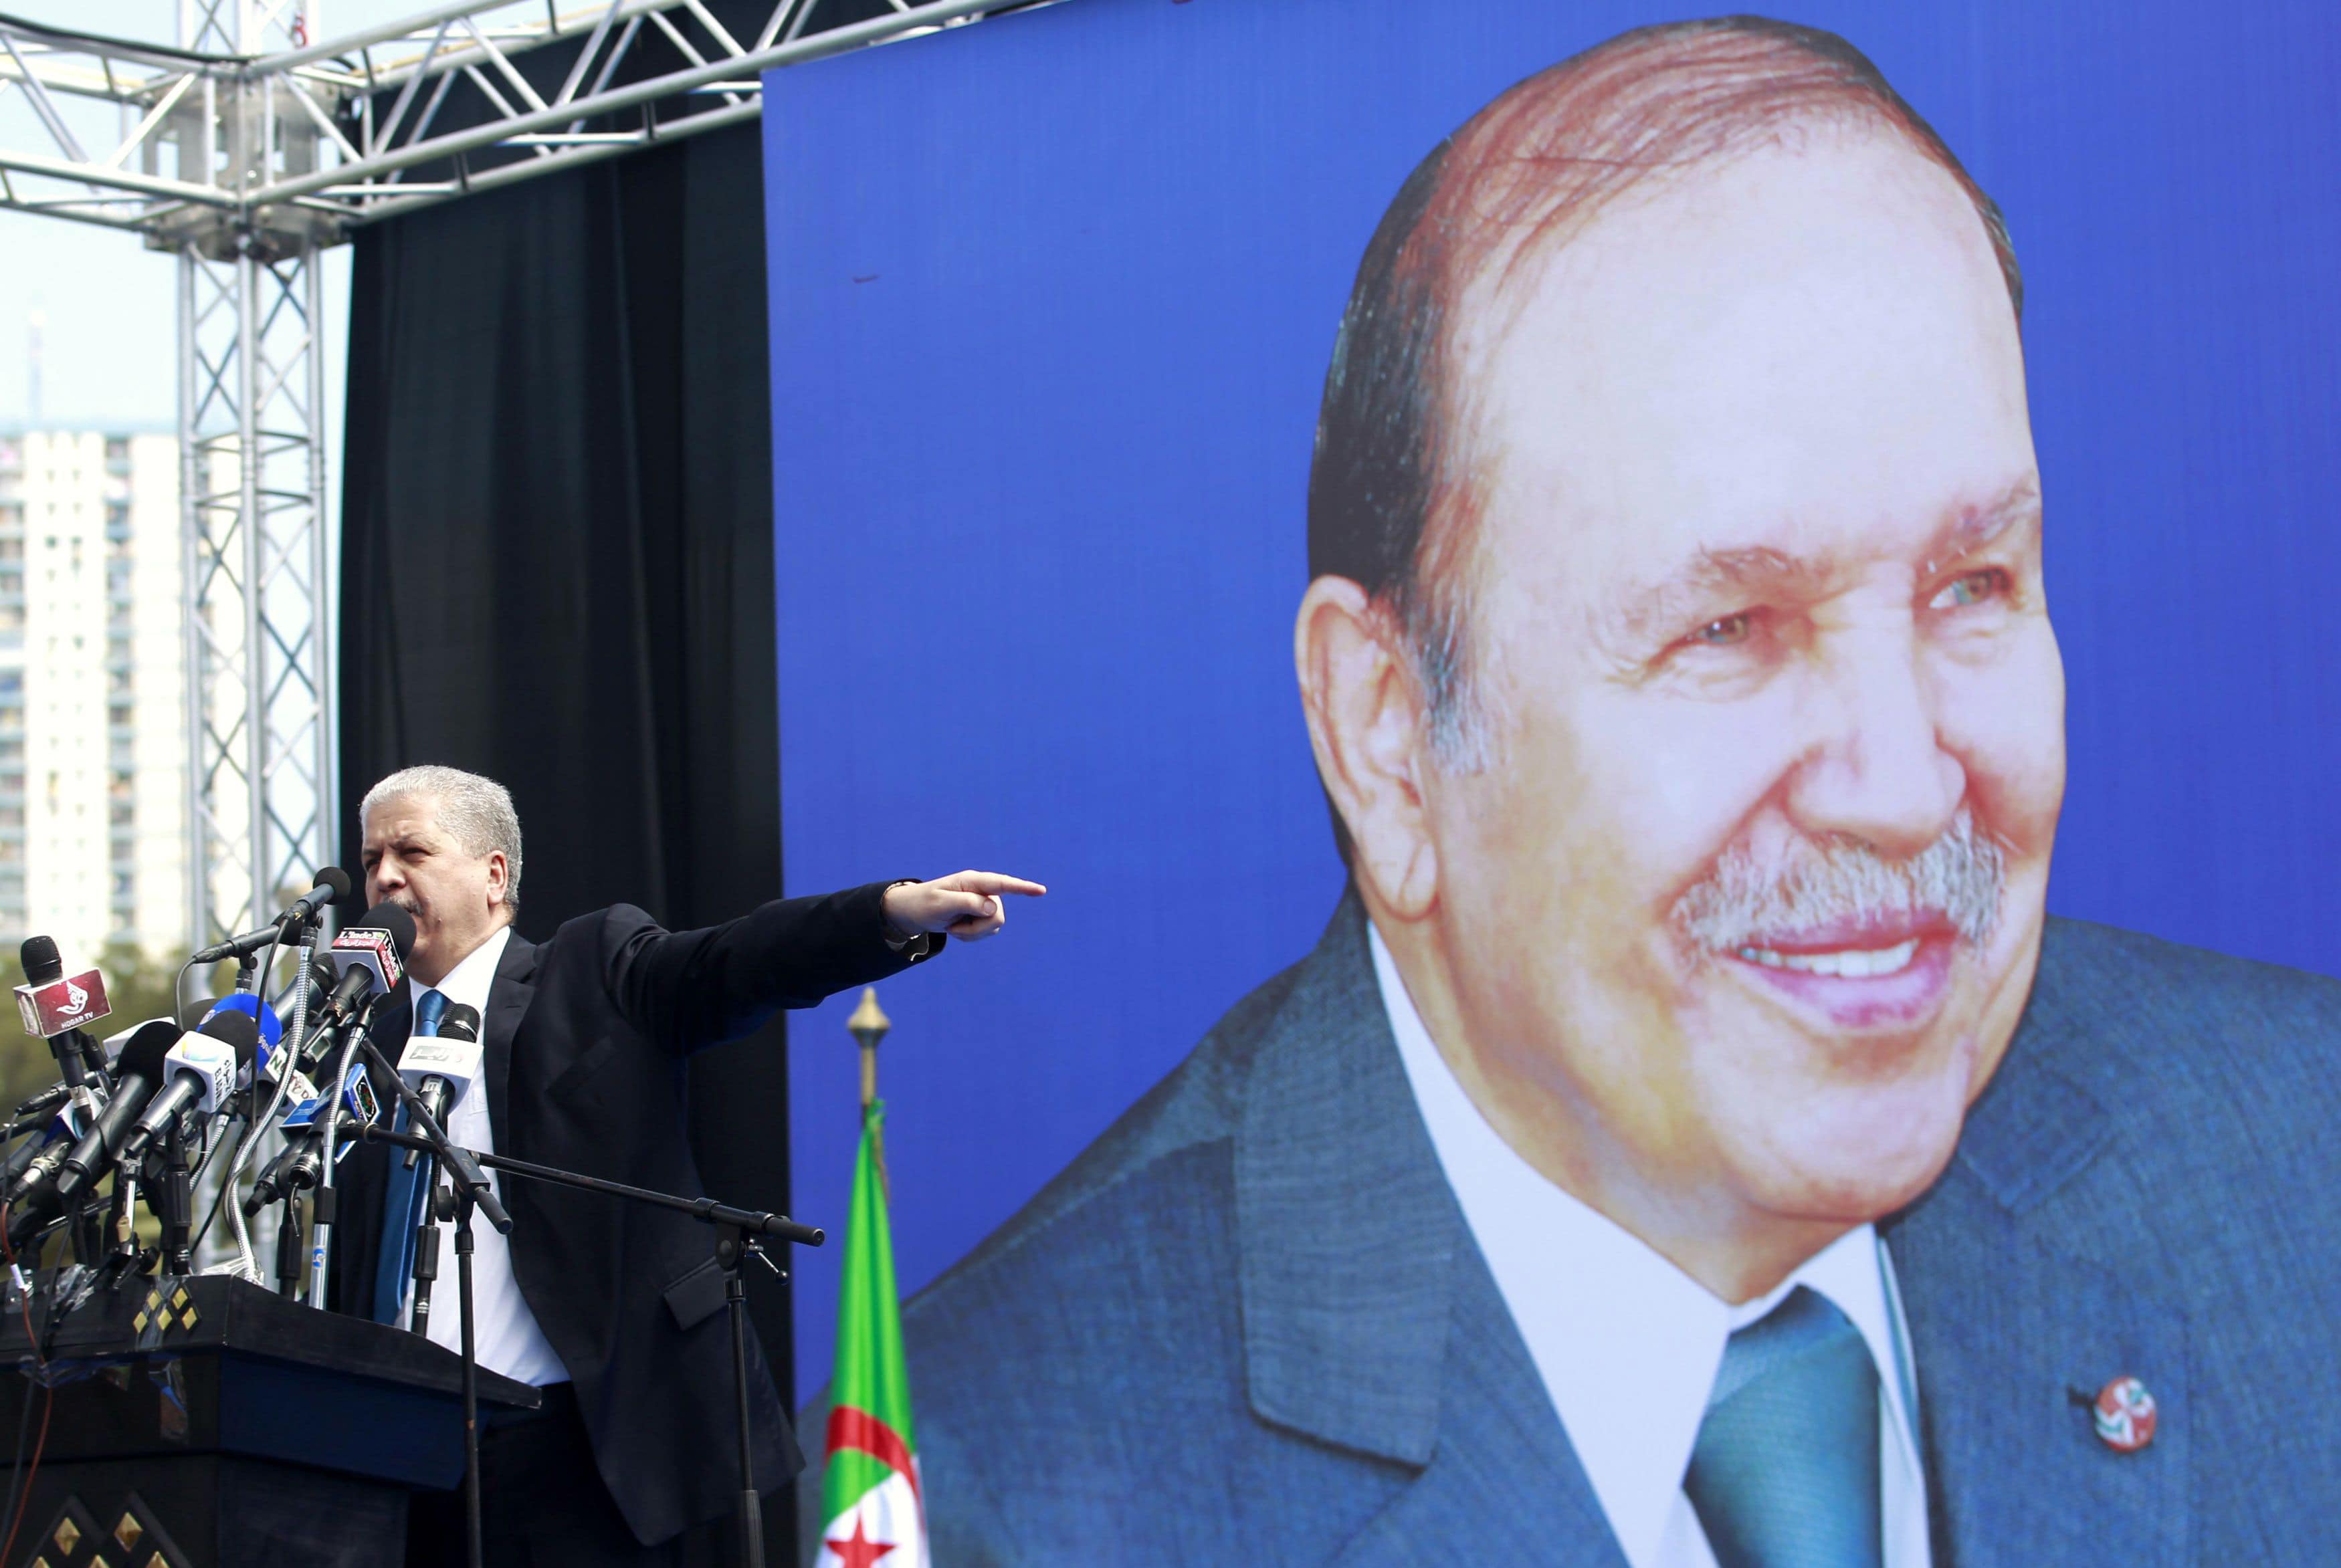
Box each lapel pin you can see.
[2090,1375,2157,1452]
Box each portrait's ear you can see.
[1295,576,1439,920]
[485,849,510,911]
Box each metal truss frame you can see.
[0,0,1024,948]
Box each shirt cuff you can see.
[881,881,934,958]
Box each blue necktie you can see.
[1684,1286,1883,1568]
[372,988,447,1326]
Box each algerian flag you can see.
[817,1101,926,1568]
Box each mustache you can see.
[1671,806,2006,951]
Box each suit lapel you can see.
[1891,1195,2192,1568]
[1331,1248,1628,1567]
[1237,897,1627,1567]
[1884,935,2195,1568]
[483,931,536,1145]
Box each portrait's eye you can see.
[1688,611,1755,647]
[1930,568,2007,610]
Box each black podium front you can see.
[0,1272,537,1567]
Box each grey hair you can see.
[1671,805,2004,955]
[359,765,524,913]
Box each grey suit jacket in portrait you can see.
[800,896,2341,1564]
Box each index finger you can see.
[950,871,1047,897]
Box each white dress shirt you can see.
[392,924,569,1387]
[1370,926,1930,1568]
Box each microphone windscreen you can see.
[201,994,284,1052]
[195,1007,262,1064]
[18,936,60,986]
[437,1004,482,1044]
[357,902,418,962]
[305,956,336,1012]
[314,867,353,903]
[113,1019,183,1079]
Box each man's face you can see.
[361,794,507,987]
[1417,134,2063,1254]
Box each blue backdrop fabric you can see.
[766,0,2341,1396]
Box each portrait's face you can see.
[360,793,508,987]
[1412,132,2062,1272]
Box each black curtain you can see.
[336,109,798,1508]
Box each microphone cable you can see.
[0,1165,67,1568]
[191,922,312,1274]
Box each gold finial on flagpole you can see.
[848,986,891,1110]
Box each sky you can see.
[0,3,470,432]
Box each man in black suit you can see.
[324,764,1041,1565]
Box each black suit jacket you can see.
[329,880,932,1545]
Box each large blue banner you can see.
[771,1,2341,1555]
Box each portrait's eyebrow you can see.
[1609,543,1835,650]
[1607,477,2047,656]
[1922,475,2041,575]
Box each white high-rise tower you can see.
[0,429,189,962]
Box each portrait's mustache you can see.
[1671,807,2005,952]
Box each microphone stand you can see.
[159,1113,195,1275]
[345,1040,512,1568]
[269,917,322,1300]
[447,1178,484,1568]
[354,1121,821,1568]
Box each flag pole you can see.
[847,987,892,1196]
[821,984,924,1566]
[848,986,890,1109]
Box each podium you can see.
[0,1272,538,1567]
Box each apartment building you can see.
[0,429,187,964]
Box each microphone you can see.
[1,1092,100,1206]
[7,1056,124,1236]
[199,993,284,1077]
[0,1115,60,1189]
[113,1010,262,1167]
[13,1082,71,1119]
[317,903,417,1029]
[286,954,342,1071]
[187,867,354,964]
[49,1019,179,1203]
[397,1002,482,1169]
[15,935,112,1087]
[245,1061,382,1212]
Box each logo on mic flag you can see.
[14,968,110,1037]
[818,1102,924,1568]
